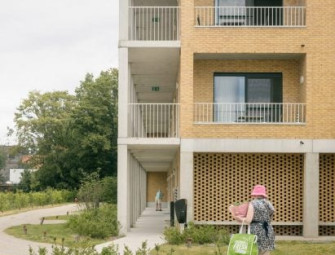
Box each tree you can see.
[71,68,118,178]
[13,69,118,189]
[0,150,5,170]
[18,169,32,192]
[0,173,5,184]
[15,91,76,153]
[14,91,77,189]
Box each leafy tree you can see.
[0,172,5,184]
[71,68,118,178]
[0,149,5,170]
[13,69,118,189]
[14,91,77,189]
[18,169,32,192]
[15,91,76,153]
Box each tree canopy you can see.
[14,68,118,190]
[0,150,5,170]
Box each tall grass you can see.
[0,189,75,212]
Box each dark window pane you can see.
[247,78,271,103]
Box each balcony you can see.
[129,6,180,41]
[129,103,179,138]
[195,6,306,27]
[194,103,306,124]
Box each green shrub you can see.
[77,173,117,209]
[163,222,230,245]
[163,226,185,245]
[0,189,75,212]
[28,242,151,255]
[29,245,118,255]
[67,204,119,239]
[100,177,117,204]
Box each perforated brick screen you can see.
[319,154,335,236]
[193,153,304,236]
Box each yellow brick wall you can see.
[179,0,335,139]
[147,172,167,202]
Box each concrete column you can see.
[118,48,129,138]
[118,145,130,234]
[303,152,319,238]
[119,0,129,41]
[180,141,194,222]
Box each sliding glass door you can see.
[214,73,282,122]
[216,0,283,26]
[215,0,253,26]
[214,76,245,122]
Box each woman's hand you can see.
[228,205,234,214]
[229,205,244,222]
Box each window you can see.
[214,73,282,122]
[216,0,253,26]
[216,0,283,26]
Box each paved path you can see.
[95,207,169,253]
[0,205,169,255]
[0,204,79,255]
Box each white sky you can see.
[0,0,119,145]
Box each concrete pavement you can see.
[95,207,169,253]
[0,204,79,255]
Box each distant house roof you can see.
[21,155,32,164]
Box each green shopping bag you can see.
[227,223,258,255]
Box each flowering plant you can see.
[229,202,249,217]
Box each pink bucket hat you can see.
[251,185,268,198]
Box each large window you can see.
[216,0,283,26]
[216,0,253,26]
[214,73,282,122]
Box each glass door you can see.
[214,76,245,122]
[216,0,253,26]
[253,0,283,26]
[214,73,282,123]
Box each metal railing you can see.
[195,6,306,27]
[129,6,180,41]
[194,103,306,124]
[129,103,179,138]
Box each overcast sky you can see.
[0,0,119,145]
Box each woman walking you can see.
[230,185,275,255]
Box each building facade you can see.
[118,0,335,238]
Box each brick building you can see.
[118,0,335,238]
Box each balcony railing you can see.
[195,6,306,27]
[129,6,180,41]
[129,103,179,138]
[194,103,306,124]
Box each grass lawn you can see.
[151,241,335,255]
[43,215,71,220]
[5,223,110,248]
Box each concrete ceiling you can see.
[130,145,179,172]
[130,47,180,103]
